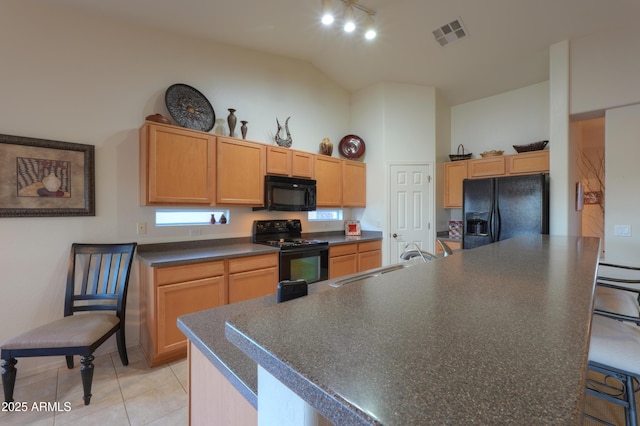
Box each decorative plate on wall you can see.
[165,84,215,132]
[339,134,366,159]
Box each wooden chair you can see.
[587,262,640,425]
[0,242,137,406]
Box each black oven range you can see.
[252,219,329,284]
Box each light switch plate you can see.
[614,225,631,237]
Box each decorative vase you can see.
[227,109,237,137]
[42,172,61,192]
[219,214,227,224]
[210,214,216,224]
[241,121,248,139]
[320,137,333,156]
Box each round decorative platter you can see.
[339,134,366,159]
[165,83,215,132]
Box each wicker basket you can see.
[513,140,548,153]
[449,144,472,161]
[480,150,504,158]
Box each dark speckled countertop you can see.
[137,231,382,267]
[223,235,601,425]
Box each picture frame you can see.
[584,191,602,205]
[344,220,361,236]
[0,133,95,217]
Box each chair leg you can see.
[80,355,94,406]
[66,355,74,369]
[116,329,128,366]
[626,374,638,426]
[1,358,17,403]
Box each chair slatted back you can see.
[64,243,137,318]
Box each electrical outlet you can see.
[136,222,147,235]
[614,225,631,237]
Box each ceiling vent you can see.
[432,17,468,47]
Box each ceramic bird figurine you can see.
[275,117,292,148]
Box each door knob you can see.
[392,233,398,238]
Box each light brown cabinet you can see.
[329,240,382,279]
[357,240,382,272]
[217,137,265,205]
[140,260,226,366]
[443,161,467,208]
[329,244,358,279]
[140,122,215,205]
[266,146,314,179]
[139,252,278,367]
[468,157,506,178]
[443,150,549,209]
[315,156,343,207]
[342,161,366,207]
[228,253,279,304]
[507,150,549,175]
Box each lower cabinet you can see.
[228,254,279,304]
[329,240,382,279]
[139,252,278,367]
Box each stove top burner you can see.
[252,219,328,250]
[263,238,328,248]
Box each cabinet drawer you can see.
[330,243,358,257]
[228,253,278,274]
[358,240,381,253]
[156,261,224,286]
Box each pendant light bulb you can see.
[364,13,376,40]
[321,0,334,25]
[343,6,356,33]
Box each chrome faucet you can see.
[399,242,436,263]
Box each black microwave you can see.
[259,175,316,211]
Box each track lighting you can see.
[319,0,377,40]
[343,6,356,32]
[321,0,334,25]
[364,13,376,40]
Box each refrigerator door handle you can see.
[488,204,495,242]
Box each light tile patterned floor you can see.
[0,346,187,426]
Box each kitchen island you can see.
[179,235,601,425]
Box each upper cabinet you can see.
[443,161,467,208]
[342,161,366,207]
[140,122,367,208]
[216,137,265,205]
[443,150,550,209]
[467,156,506,178]
[266,146,314,179]
[507,150,549,175]
[315,156,343,207]
[140,122,215,206]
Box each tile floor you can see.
[0,346,187,426]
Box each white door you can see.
[389,163,434,263]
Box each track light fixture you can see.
[320,0,377,41]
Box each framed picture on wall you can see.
[0,133,95,217]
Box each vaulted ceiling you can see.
[43,0,640,105]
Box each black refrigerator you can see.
[462,174,549,249]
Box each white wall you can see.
[448,81,550,221]
[352,82,437,264]
[603,104,640,265]
[0,1,350,374]
[570,26,640,116]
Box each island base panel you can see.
[258,366,332,426]
[190,342,257,426]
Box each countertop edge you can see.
[224,321,378,426]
